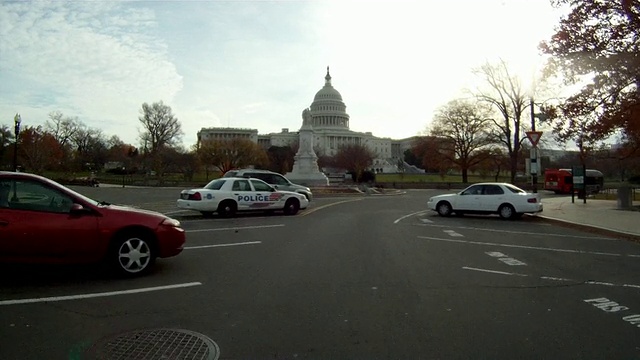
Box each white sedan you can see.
[427,182,542,220]
[177,177,309,217]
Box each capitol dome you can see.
[309,67,350,130]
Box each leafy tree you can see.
[266,145,296,174]
[332,144,374,182]
[18,126,64,173]
[0,125,13,169]
[473,147,510,181]
[198,138,268,174]
[413,136,452,178]
[428,100,494,182]
[403,149,420,168]
[540,0,640,153]
[138,101,183,153]
[474,60,531,183]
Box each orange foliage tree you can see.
[18,126,64,173]
[540,0,640,153]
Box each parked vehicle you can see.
[223,169,313,201]
[177,177,309,217]
[544,168,604,194]
[427,182,543,219]
[0,171,185,276]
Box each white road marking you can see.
[443,230,464,237]
[0,282,202,306]
[186,224,284,233]
[500,258,526,266]
[585,281,615,286]
[464,267,640,290]
[461,267,528,276]
[418,236,637,257]
[420,218,434,224]
[185,241,262,249]
[486,252,506,258]
[485,252,527,265]
[393,210,431,224]
[415,223,616,240]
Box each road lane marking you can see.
[393,210,431,224]
[485,251,527,266]
[486,252,507,257]
[463,267,640,290]
[415,223,616,240]
[418,236,638,257]
[461,267,528,276]
[420,218,434,224]
[443,230,463,237]
[184,241,262,249]
[0,282,202,306]
[301,198,364,217]
[186,224,284,233]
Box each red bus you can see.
[544,168,604,194]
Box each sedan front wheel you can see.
[111,232,155,276]
[436,201,453,217]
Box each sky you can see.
[0,0,569,149]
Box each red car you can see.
[0,171,185,276]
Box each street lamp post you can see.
[13,114,21,172]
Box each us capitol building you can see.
[197,67,416,173]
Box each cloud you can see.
[0,1,182,144]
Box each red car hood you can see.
[101,204,169,221]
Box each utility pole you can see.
[530,99,537,193]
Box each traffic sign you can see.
[526,131,543,147]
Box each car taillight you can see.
[189,192,202,201]
[527,198,538,203]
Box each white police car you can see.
[177,177,309,217]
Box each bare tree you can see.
[429,100,494,183]
[45,111,80,149]
[71,125,107,171]
[138,101,183,153]
[474,60,530,183]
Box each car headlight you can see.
[162,218,181,227]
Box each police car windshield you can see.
[204,179,226,190]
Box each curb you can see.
[529,214,640,243]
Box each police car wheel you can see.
[283,198,300,215]
[217,200,237,217]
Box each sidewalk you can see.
[537,196,640,241]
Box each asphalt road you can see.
[1,188,639,359]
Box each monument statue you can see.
[285,107,329,186]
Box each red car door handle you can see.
[0,220,8,226]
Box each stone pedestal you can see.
[285,108,329,187]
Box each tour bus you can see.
[543,168,604,194]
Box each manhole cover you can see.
[84,328,220,360]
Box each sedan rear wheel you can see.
[436,201,453,217]
[217,200,237,217]
[283,198,300,215]
[111,232,155,276]
[498,204,516,220]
